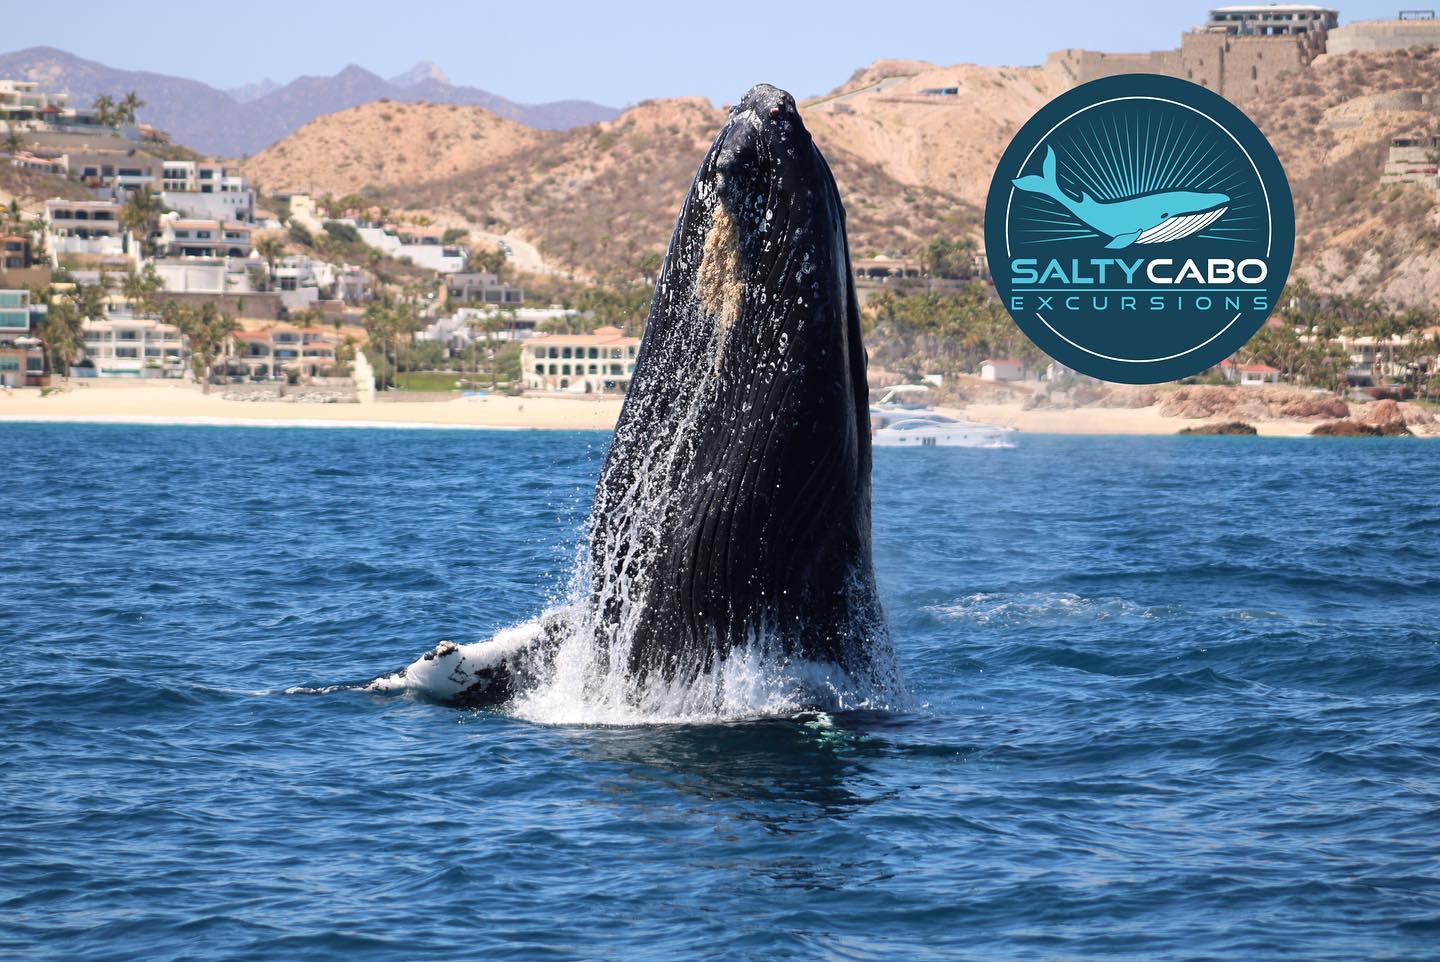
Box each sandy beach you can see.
[0,381,624,431]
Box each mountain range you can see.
[0,47,620,157]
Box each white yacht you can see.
[870,385,1016,448]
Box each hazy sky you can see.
[3,0,1411,106]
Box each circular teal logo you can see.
[984,74,1293,384]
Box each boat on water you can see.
[869,385,1016,448]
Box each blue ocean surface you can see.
[1,423,1437,961]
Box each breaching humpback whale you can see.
[376,84,893,709]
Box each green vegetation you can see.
[1249,280,1440,396]
[160,301,239,392]
[916,237,979,279]
[317,194,381,220]
[120,188,165,258]
[322,220,361,244]
[37,283,105,378]
[864,283,1045,381]
[253,237,285,290]
[121,265,164,315]
[393,371,462,392]
[470,247,506,276]
[140,140,202,162]
[286,219,431,287]
[90,91,145,127]
[363,295,425,390]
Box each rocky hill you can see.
[242,101,545,197]
[241,60,1067,279]
[239,49,1440,296]
[0,47,620,156]
[245,92,986,279]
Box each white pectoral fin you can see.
[1105,230,1142,250]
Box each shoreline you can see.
[1,383,1430,437]
[0,414,549,431]
[0,383,624,431]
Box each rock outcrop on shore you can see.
[1179,421,1258,435]
[1030,383,1436,437]
[1158,386,1351,421]
[1315,400,1415,436]
[1312,420,1388,436]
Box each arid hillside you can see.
[241,100,545,196]
[802,60,1065,207]
[242,51,1440,297]
[242,89,988,278]
[1244,46,1440,305]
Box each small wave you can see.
[1127,667,1254,694]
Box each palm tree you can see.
[2,199,23,234]
[481,314,504,389]
[122,265,163,315]
[120,188,165,257]
[119,91,145,125]
[39,299,83,380]
[166,301,238,392]
[326,314,346,374]
[254,236,285,289]
[92,94,116,128]
[26,216,47,263]
[475,247,506,279]
[363,300,393,390]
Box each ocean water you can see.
[1,423,1437,961]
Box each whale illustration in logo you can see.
[1012,146,1229,250]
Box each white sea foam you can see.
[930,591,1165,626]
[510,624,906,727]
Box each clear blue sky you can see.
[2,0,1410,106]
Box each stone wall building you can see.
[1047,5,1338,102]
[1327,13,1440,54]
